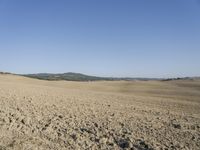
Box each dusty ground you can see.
[0,74,199,150]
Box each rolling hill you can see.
[22,72,156,81]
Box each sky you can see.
[0,0,200,78]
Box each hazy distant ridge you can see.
[1,71,198,81]
[24,72,109,81]
[23,72,158,81]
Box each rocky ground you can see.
[0,74,199,150]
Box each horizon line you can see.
[0,71,199,79]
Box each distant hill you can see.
[1,71,199,82]
[22,72,157,81]
[23,72,111,81]
[0,72,11,74]
[161,77,200,81]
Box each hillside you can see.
[0,74,199,149]
[23,72,113,81]
[22,72,158,81]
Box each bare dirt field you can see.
[0,74,199,150]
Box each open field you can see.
[0,74,199,150]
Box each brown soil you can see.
[0,74,199,150]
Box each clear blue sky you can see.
[0,0,199,78]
